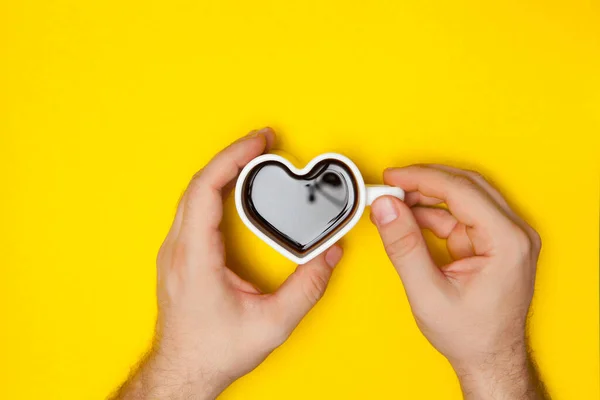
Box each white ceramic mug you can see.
[235,152,404,264]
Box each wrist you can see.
[452,338,528,378]
[146,349,228,400]
[451,340,546,399]
[114,349,227,400]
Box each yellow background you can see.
[1,0,599,399]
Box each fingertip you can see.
[383,167,404,187]
[324,244,343,268]
[244,126,275,152]
[241,128,272,155]
[197,130,270,193]
[259,127,276,151]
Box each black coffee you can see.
[241,159,358,257]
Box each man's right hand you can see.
[370,165,549,399]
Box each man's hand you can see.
[370,165,549,399]
[111,128,343,400]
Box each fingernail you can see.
[325,245,343,268]
[371,197,398,226]
[256,127,275,149]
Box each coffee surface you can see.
[242,159,358,256]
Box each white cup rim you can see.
[235,152,367,264]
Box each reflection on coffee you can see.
[241,159,358,256]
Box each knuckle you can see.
[191,168,204,181]
[530,228,542,246]
[508,225,533,255]
[384,230,422,261]
[530,228,542,253]
[186,170,207,198]
[534,233,541,248]
[303,267,329,305]
[186,181,202,200]
[170,241,188,270]
[156,241,168,265]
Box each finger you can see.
[370,196,450,298]
[412,206,458,239]
[196,127,275,193]
[446,223,476,260]
[180,127,275,240]
[165,128,273,245]
[425,164,514,213]
[425,164,541,253]
[384,166,511,233]
[442,256,487,283]
[411,206,475,260]
[220,178,238,200]
[269,245,343,335]
[404,191,445,207]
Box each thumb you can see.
[370,196,448,298]
[270,245,343,336]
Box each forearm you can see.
[453,342,549,400]
[110,350,220,400]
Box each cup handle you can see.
[365,184,405,206]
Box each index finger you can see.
[383,165,508,229]
[180,127,275,237]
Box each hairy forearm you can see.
[109,350,219,400]
[453,341,550,400]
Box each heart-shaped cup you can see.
[235,153,404,264]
